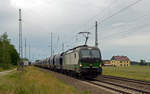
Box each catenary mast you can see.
[95,21,98,48]
[19,9,23,58]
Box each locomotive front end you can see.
[79,48,102,77]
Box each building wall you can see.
[103,60,112,66]
[111,60,130,67]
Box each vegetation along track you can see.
[87,78,150,94]
[37,67,150,94]
[101,75,150,85]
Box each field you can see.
[0,67,3,72]
[0,66,79,94]
[102,65,150,82]
[0,65,16,72]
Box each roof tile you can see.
[111,56,130,61]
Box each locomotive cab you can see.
[79,47,102,77]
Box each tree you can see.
[140,60,146,66]
[0,32,20,69]
[0,40,3,66]
[9,44,20,65]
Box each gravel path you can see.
[39,68,115,94]
[0,69,16,76]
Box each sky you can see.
[0,0,150,62]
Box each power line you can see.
[100,0,143,23]
[101,20,150,40]
[82,0,143,33]
[99,12,150,40]
[49,0,144,52]
[76,0,118,33]
[101,12,150,40]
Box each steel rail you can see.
[102,75,150,85]
[88,81,131,94]
[94,79,150,94]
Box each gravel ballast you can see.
[39,68,115,94]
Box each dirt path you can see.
[0,69,16,76]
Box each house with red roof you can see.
[111,56,130,67]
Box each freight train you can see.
[35,45,102,78]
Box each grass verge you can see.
[0,65,16,72]
[102,65,150,82]
[0,66,78,94]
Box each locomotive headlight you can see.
[80,64,82,67]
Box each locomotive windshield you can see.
[80,50,90,58]
[91,50,100,58]
[80,49,100,58]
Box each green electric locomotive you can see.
[62,45,102,78]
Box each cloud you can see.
[0,0,150,61]
[115,33,150,46]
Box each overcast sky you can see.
[0,0,150,61]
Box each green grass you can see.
[0,67,3,72]
[102,65,150,82]
[0,66,79,94]
[0,65,16,72]
[81,91,91,94]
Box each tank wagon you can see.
[35,45,102,78]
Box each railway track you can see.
[38,67,150,94]
[101,75,150,85]
[88,79,150,94]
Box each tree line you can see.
[0,32,19,69]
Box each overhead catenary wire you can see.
[81,0,144,33]
[80,0,145,47]
[101,12,150,40]
[100,0,143,23]
[107,21,150,39]
[76,0,118,33]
